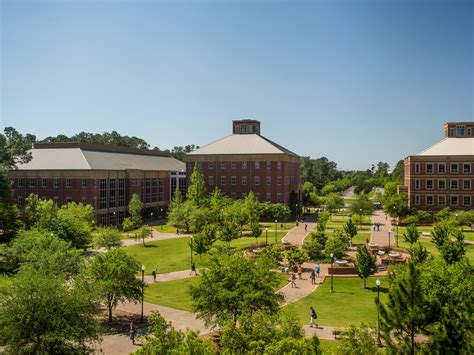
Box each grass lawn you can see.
[396,225,474,242]
[152,223,180,234]
[319,339,340,354]
[326,214,372,232]
[144,272,289,311]
[396,238,474,263]
[284,277,388,327]
[126,232,288,274]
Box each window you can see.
[240,124,248,133]
[209,162,213,169]
[464,164,471,173]
[438,195,446,206]
[53,197,59,206]
[65,178,71,188]
[255,176,260,186]
[220,176,226,185]
[119,178,126,206]
[456,125,465,137]
[158,178,164,202]
[438,179,446,190]
[109,179,116,207]
[463,180,471,190]
[451,163,458,174]
[450,196,458,206]
[41,178,47,188]
[426,195,434,205]
[426,180,433,189]
[451,180,459,190]
[241,192,246,199]
[255,161,260,169]
[82,179,87,188]
[231,161,236,169]
[209,176,214,185]
[231,176,236,186]
[426,164,433,174]
[18,178,24,187]
[29,179,36,188]
[414,195,420,205]
[468,127,472,137]
[449,128,455,136]
[266,161,271,169]
[54,178,60,188]
[415,164,420,174]
[99,179,107,209]
[241,176,247,185]
[221,161,226,169]
[415,179,420,189]
[438,164,446,174]
[17,196,24,208]
[277,176,282,185]
[266,193,271,201]
[266,176,271,186]
[277,193,282,203]
[242,161,247,169]
[463,196,471,206]
[277,161,282,169]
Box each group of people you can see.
[289,263,321,288]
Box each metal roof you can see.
[15,147,185,171]
[417,138,474,156]
[187,134,299,157]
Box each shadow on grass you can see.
[367,286,389,294]
[142,244,158,248]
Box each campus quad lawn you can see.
[144,272,290,311]
[326,214,372,232]
[397,238,474,263]
[284,277,388,328]
[396,225,474,242]
[126,233,288,274]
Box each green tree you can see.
[324,192,344,216]
[122,216,134,233]
[350,194,374,228]
[83,248,144,322]
[219,221,239,246]
[0,200,22,243]
[335,323,378,355]
[137,225,151,246]
[189,250,283,328]
[384,193,411,246]
[317,210,330,232]
[244,191,261,225]
[225,200,248,235]
[191,224,217,259]
[303,237,324,261]
[431,221,466,264]
[128,193,144,228]
[93,226,122,250]
[209,188,231,225]
[409,242,429,265]
[354,245,376,288]
[285,246,308,271]
[403,224,420,244]
[56,202,94,249]
[343,219,358,242]
[187,163,207,207]
[24,194,58,231]
[378,262,427,354]
[250,222,262,245]
[391,159,405,183]
[325,231,347,259]
[260,244,285,266]
[168,200,195,233]
[0,268,100,354]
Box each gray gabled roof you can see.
[187,134,299,157]
[16,147,185,171]
[417,138,474,156]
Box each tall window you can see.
[277,176,282,185]
[152,179,158,202]
[17,196,24,208]
[266,176,271,186]
[158,178,164,201]
[209,176,214,185]
[426,195,434,205]
[241,176,247,185]
[109,179,116,207]
[451,163,458,174]
[450,196,458,206]
[99,179,107,209]
[456,125,465,137]
[231,176,236,186]
[266,192,271,201]
[54,178,60,188]
[414,195,420,205]
[464,164,471,173]
[426,164,433,174]
[426,180,433,189]
[18,178,24,187]
[438,164,446,174]
[255,161,260,169]
[144,178,151,203]
[53,197,59,206]
[463,180,471,190]
[242,161,247,169]
[463,196,471,206]
[254,176,260,186]
[221,161,226,169]
[266,161,271,169]
[438,195,446,206]
[415,164,420,174]
[231,161,237,169]
[277,193,282,203]
[220,176,226,185]
[208,162,213,169]
[451,180,459,190]
[42,178,47,188]
[65,178,71,188]
[438,179,446,189]
[415,179,420,189]
[82,179,87,188]
[118,178,126,206]
[29,179,36,188]
[277,161,282,169]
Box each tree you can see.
[431,221,466,264]
[325,231,347,259]
[354,245,376,288]
[128,193,144,228]
[285,246,308,271]
[137,311,216,354]
[56,202,94,249]
[244,191,260,225]
[168,200,195,233]
[189,250,283,328]
[137,225,151,246]
[83,248,144,322]
[303,237,325,261]
[168,145,199,162]
[317,210,330,232]
[378,262,427,354]
[343,219,357,242]
[403,224,420,244]
[122,217,134,233]
[187,163,207,207]
[391,159,405,183]
[324,193,344,216]
[260,244,285,266]
[93,226,122,250]
[0,200,22,243]
[409,242,429,265]
[250,222,262,245]
[335,323,378,355]
[191,224,217,259]
[219,221,239,246]
[384,193,411,246]
[24,194,58,231]
[0,268,101,354]
[350,194,374,228]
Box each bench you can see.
[332,329,343,339]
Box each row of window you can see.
[414,179,472,190]
[414,163,472,174]
[17,195,88,209]
[448,125,472,137]
[413,195,472,207]
[208,175,283,186]
[15,178,85,188]
[224,191,283,202]
[189,161,283,170]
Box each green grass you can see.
[396,225,474,242]
[326,214,372,232]
[126,233,288,274]
[152,223,180,234]
[0,274,13,299]
[284,277,388,327]
[144,272,289,311]
[319,339,340,354]
[396,237,474,263]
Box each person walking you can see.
[190,262,197,276]
[316,263,320,279]
[304,224,308,232]
[291,273,297,288]
[310,270,316,285]
[297,265,303,280]
[129,321,136,345]
[310,307,318,328]
[152,268,157,282]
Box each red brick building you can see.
[10,143,186,225]
[404,122,474,212]
[186,120,301,204]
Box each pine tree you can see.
[377,262,427,354]
[354,245,376,288]
[403,224,420,244]
[128,193,144,228]
[186,163,207,207]
[343,219,357,242]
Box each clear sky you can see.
[1,0,473,170]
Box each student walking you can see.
[297,265,303,280]
[291,273,297,288]
[190,263,197,275]
[310,270,316,285]
[310,307,318,328]
[304,224,308,232]
[316,263,320,279]
[129,321,136,345]
[152,268,157,282]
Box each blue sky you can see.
[1,0,472,170]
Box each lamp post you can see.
[388,231,391,252]
[113,211,117,227]
[265,227,268,246]
[190,235,193,267]
[295,203,298,221]
[359,208,362,230]
[330,252,334,293]
[274,220,278,244]
[141,265,145,322]
[160,208,164,230]
[376,279,381,346]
